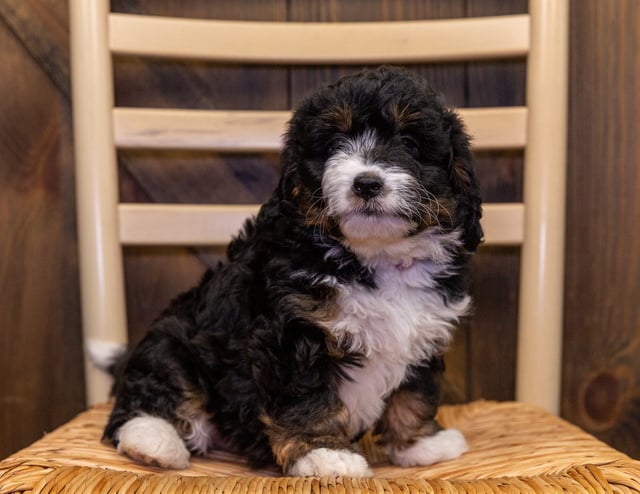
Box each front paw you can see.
[388,428,468,467]
[288,448,372,477]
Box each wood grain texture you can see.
[0,8,84,458]
[0,0,70,97]
[563,0,640,458]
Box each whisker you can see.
[304,187,332,239]
[412,183,453,228]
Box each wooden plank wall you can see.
[0,0,85,458]
[562,1,640,456]
[0,0,638,460]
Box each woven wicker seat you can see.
[1,401,639,493]
[2,1,636,493]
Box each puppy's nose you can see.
[352,174,383,200]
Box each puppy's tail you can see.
[86,338,129,377]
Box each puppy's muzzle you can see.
[352,173,384,201]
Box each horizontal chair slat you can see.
[118,203,524,246]
[113,107,527,152]
[109,14,529,63]
[113,109,289,152]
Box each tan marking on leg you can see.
[375,389,442,449]
[261,405,351,471]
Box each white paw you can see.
[117,415,190,469]
[389,428,468,467]
[288,448,372,477]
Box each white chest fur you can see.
[327,261,470,437]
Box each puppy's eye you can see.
[402,136,421,160]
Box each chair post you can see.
[69,0,128,405]
[516,0,569,414]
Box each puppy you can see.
[102,66,483,477]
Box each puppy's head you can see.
[279,66,483,254]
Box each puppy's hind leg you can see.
[116,414,191,469]
[102,318,210,469]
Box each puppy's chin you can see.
[339,213,415,245]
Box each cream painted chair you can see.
[2,1,639,493]
[73,1,566,413]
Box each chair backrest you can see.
[69,0,568,412]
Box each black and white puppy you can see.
[103,66,483,477]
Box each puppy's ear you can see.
[277,103,313,204]
[276,151,296,202]
[447,111,484,252]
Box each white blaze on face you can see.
[321,130,421,245]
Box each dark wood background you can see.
[1,0,638,460]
